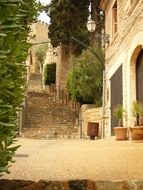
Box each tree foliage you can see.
[36,44,48,68]
[48,0,90,52]
[0,0,41,174]
[67,49,103,105]
[44,63,56,86]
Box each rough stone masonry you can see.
[1,179,143,190]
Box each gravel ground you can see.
[2,138,143,181]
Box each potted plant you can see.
[129,101,143,140]
[113,104,128,140]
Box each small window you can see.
[112,1,117,36]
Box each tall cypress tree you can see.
[48,0,90,54]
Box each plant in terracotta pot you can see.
[132,101,143,126]
[129,101,143,140]
[113,104,128,140]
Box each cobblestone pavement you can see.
[2,138,143,181]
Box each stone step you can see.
[23,73,78,139]
[25,115,75,121]
[24,123,75,128]
[21,127,78,140]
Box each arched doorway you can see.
[136,49,143,103]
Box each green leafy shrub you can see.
[67,48,103,105]
[44,63,56,85]
[0,0,41,174]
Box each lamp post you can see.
[87,12,106,138]
[72,2,107,139]
[86,6,107,138]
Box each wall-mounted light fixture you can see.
[86,2,110,45]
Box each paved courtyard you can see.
[2,138,143,181]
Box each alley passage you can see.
[2,138,143,181]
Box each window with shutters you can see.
[112,1,118,36]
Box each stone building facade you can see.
[26,21,59,90]
[26,21,50,75]
[99,0,143,136]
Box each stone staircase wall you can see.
[22,73,78,139]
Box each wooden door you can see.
[110,65,123,135]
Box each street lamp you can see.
[72,7,107,139]
[87,2,96,33]
[87,19,96,33]
[87,2,109,45]
[86,3,107,139]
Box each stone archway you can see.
[129,45,142,125]
[125,29,143,127]
[130,45,142,100]
[136,49,143,103]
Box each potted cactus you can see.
[129,101,143,140]
[113,104,128,140]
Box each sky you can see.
[38,0,51,23]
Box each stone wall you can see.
[1,179,143,190]
[99,0,143,137]
[27,73,43,93]
[26,21,50,75]
[81,105,102,139]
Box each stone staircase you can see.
[22,73,79,139]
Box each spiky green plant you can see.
[133,101,143,126]
[113,104,126,126]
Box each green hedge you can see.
[0,0,41,174]
[44,63,56,85]
[67,49,103,105]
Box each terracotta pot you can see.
[114,127,128,140]
[129,127,143,140]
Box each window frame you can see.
[112,1,118,37]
